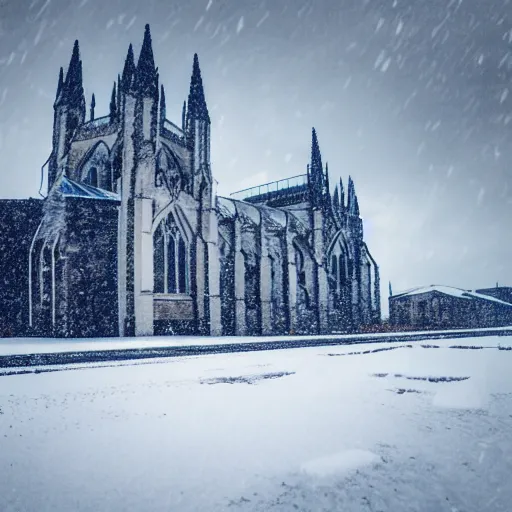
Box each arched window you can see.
[154,224,165,293]
[153,215,189,294]
[331,254,338,291]
[178,237,187,293]
[338,255,345,285]
[167,235,176,293]
[88,167,98,188]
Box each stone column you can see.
[234,221,246,335]
[313,210,329,333]
[206,205,222,336]
[285,225,297,334]
[133,195,154,336]
[260,220,272,335]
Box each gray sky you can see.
[1,0,511,316]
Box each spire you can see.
[182,101,187,131]
[134,24,158,97]
[90,93,95,121]
[159,84,166,126]
[339,177,345,212]
[121,43,136,92]
[187,53,210,127]
[347,176,360,216]
[311,127,323,176]
[116,74,121,112]
[347,176,354,213]
[389,281,393,297]
[310,127,324,207]
[110,82,117,120]
[332,184,340,211]
[324,161,331,205]
[55,67,64,101]
[63,40,85,116]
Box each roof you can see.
[59,176,120,201]
[392,285,512,307]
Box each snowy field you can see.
[1,336,512,512]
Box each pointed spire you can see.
[347,176,360,216]
[347,176,354,213]
[389,281,393,297]
[311,127,323,175]
[324,161,330,205]
[339,177,345,212]
[56,67,64,100]
[90,93,96,121]
[135,24,158,97]
[332,184,340,210]
[116,74,121,113]
[182,101,187,131]
[187,53,210,127]
[63,40,85,117]
[110,82,117,120]
[122,43,136,92]
[159,84,166,126]
[309,127,324,207]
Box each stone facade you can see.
[389,285,512,330]
[0,25,380,338]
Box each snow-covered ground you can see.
[1,336,512,511]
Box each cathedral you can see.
[0,25,380,338]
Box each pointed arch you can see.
[153,212,190,295]
[77,140,112,191]
[156,144,185,196]
[110,139,123,192]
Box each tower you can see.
[308,128,330,333]
[49,41,86,192]
[117,25,159,337]
[186,54,212,202]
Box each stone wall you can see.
[0,199,44,336]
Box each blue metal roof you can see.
[59,176,120,201]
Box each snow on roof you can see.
[60,176,120,201]
[393,285,512,306]
[217,196,237,219]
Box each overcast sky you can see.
[0,0,511,316]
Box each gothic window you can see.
[167,236,177,293]
[178,237,187,293]
[79,142,111,190]
[331,254,338,291]
[338,255,346,285]
[153,215,189,294]
[295,246,309,308]
[154,224,165,293]
[88,167,98,188]
[295,248,306,288]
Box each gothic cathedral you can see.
[0,25,380,338]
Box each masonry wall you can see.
[62,198,119,337]
[0,199,44,336]
[389,292,512,330]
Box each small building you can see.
[389,285,512,330]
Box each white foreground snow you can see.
[1,336,512,511]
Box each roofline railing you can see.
[230,173,308,200]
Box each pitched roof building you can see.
[389,285,512,330]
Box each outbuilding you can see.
[389,285,512,330]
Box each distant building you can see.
[389,285,512,330]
